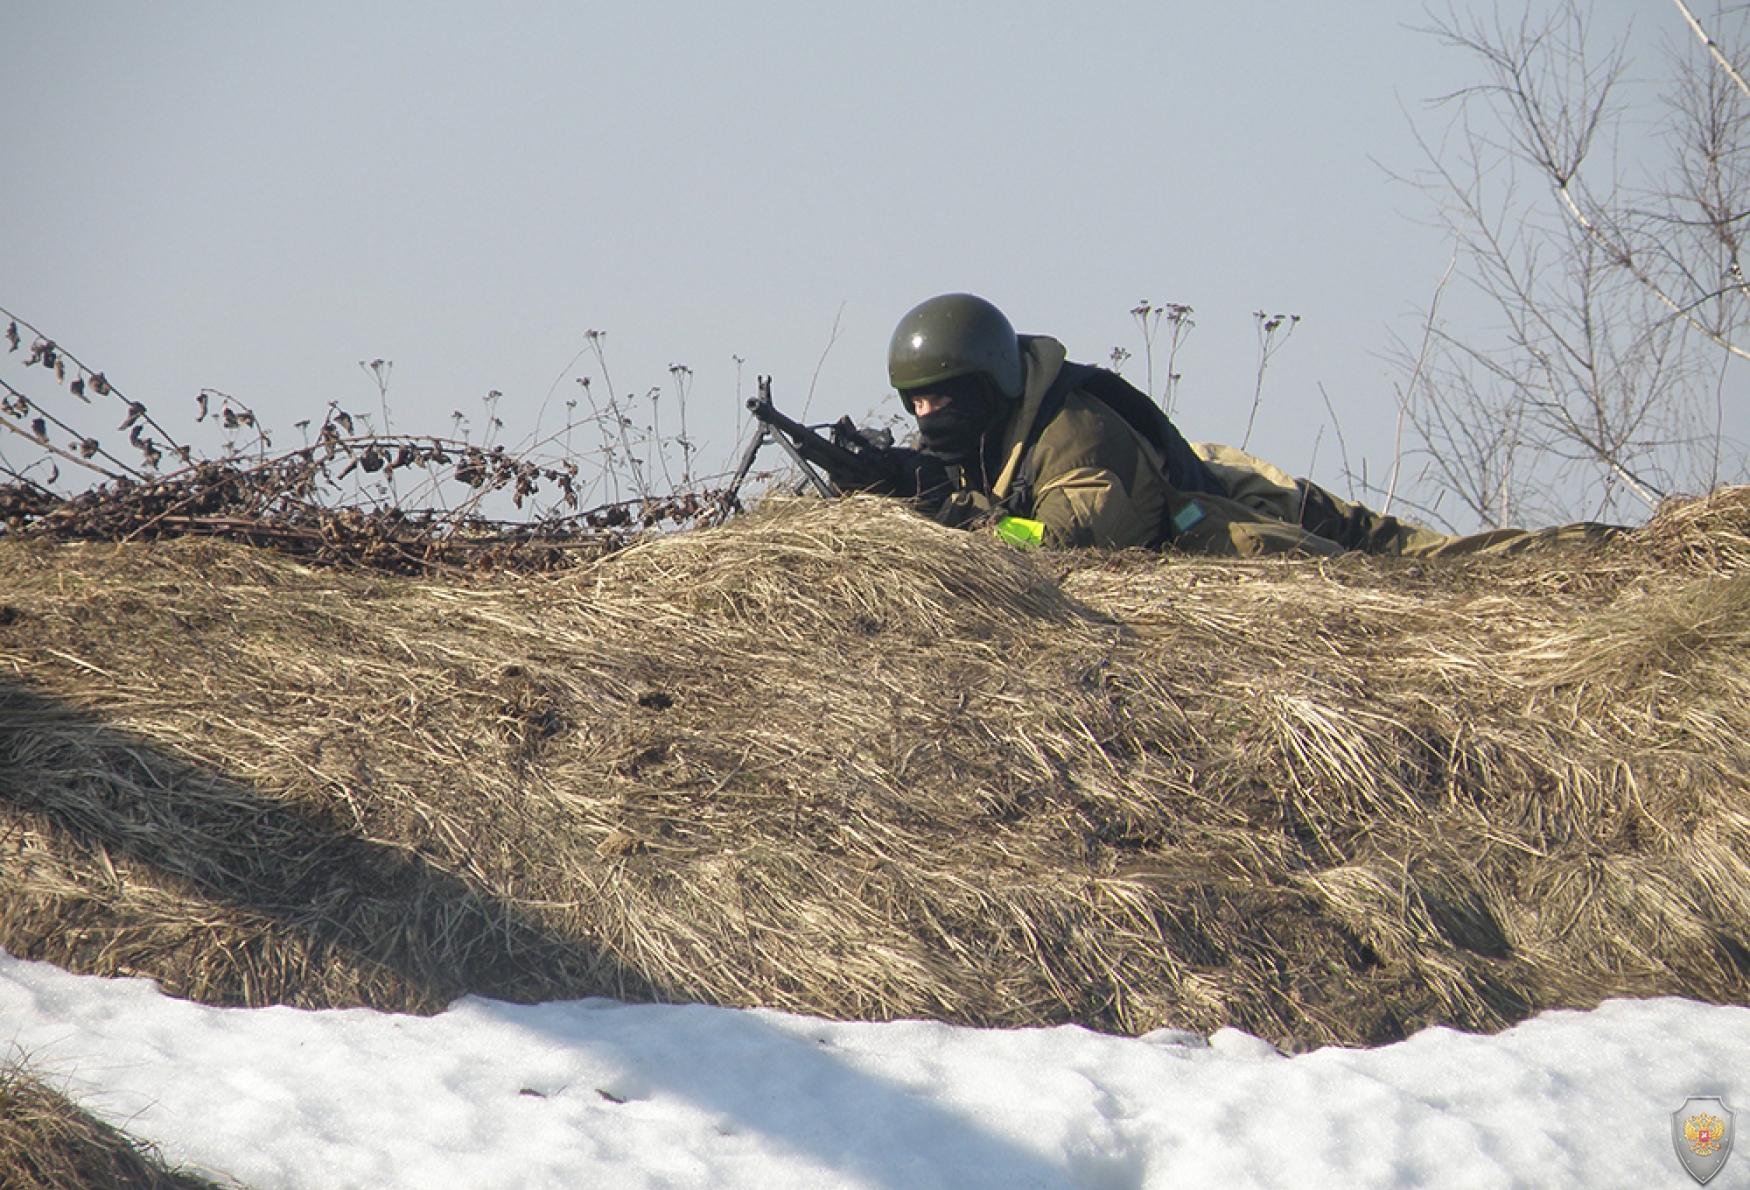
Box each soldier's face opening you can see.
[909,393,951,418]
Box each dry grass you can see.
[0,1062,229,1189]
[3,487,1750,1051]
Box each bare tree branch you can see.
[1672,0,1750,103]
[1399,2,1748,526]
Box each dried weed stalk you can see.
[0,307,724,572]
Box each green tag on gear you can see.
[1171,500,1206,535]
[995,516,1046,549]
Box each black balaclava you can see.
[910,373,1011,472]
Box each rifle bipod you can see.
[721,376,839,511]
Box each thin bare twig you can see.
[1671,0,1750,103]
[1388,249,1460,515]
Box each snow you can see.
[2,949,1746,1189]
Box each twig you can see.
[0,303,191,462]
[1671,0,1750,103]
[1240,312,1300,452]
[0,397,135,482]
[1387,249,1459,515]
[585,330,650,504]
[1315,383,1355,502]
[802,302,846,422]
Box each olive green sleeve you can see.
[1024,402,1162,550]
[1030,465,1157,549]
[929,462,1154,549]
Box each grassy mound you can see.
[0,1063,228,1189]
[3,490,1750,1049]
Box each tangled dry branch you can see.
[0,308,730,572]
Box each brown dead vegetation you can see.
[2,488,1750,1056]
[0,1063,226,1190]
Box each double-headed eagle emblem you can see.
[1674,1097,1736,1185]
[1686,1113,1726,1157]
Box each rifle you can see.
[725,377,945,508]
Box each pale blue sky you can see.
[0,1,1684,523]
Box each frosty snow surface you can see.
[2,948,1745,1189]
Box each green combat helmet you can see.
[887,293,1025,405]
